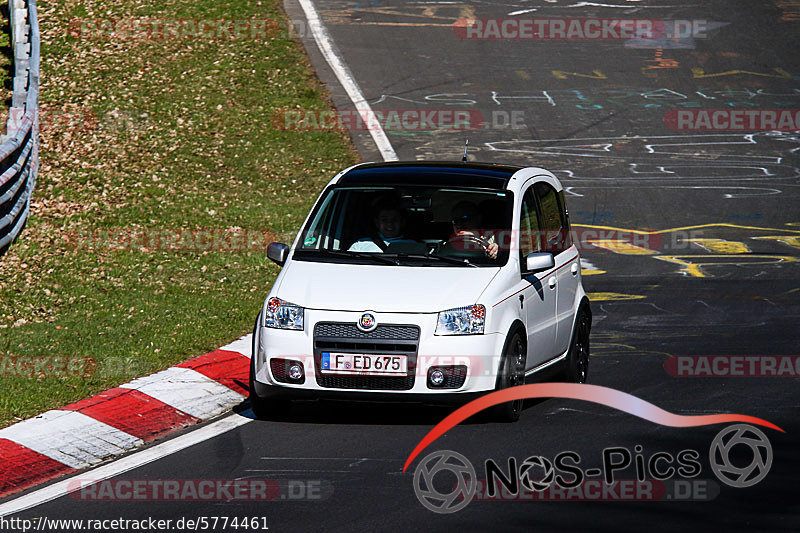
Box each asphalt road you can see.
[5,0,800,531]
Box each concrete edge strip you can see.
[0,334,253,499]
[0,414,254,518]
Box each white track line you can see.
[0,414,253,517]
[298,0,398,161]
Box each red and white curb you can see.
[0,335,252,500]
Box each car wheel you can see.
[490,331,526,423]
[566,311,591,384]
[249,314,290,419]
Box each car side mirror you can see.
[524,252,555,274]
[267,242,289,266]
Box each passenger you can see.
[450,201,499,259]
[348,197,413,252]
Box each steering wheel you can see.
[448,233,490,251]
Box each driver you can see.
[450,201,499,259]
[348,196,413,252]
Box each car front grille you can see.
[315,340,416,353]
[314,323,420,340]
[315,375,416,391]
[313,322,420,390]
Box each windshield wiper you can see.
[307,248,399,265]
[385,253,478,267]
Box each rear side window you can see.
[559,190,572,248]
[534,182,569,254]
[519,188,542,262]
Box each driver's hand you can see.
[485,242,499,259]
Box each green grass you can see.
[0,0,358,427]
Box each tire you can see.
[249,314,290,419]
[565,310,591,384]
[490,331,527,423]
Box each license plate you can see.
[320,352,407,375]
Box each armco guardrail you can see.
[0,0,39,257]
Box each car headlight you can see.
[435,304,485,335]
[264,297,304,330]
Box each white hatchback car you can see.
[250,162,591,421]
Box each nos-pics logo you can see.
[412,424,773,514]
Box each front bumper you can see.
[253,309,506,397]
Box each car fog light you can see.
[289,364,304,381]
[429,368,445,386]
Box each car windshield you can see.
[293,185,514,267]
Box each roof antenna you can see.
[462,138,469,162]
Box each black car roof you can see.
[337,161,523,190]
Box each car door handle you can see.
[548,276,556,289]
[571,263,579,276]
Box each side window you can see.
[300,191,335,250]
[301,190,346,250]
[534,182,567,254]
[559,190,571,248]
[519,187,541,263]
